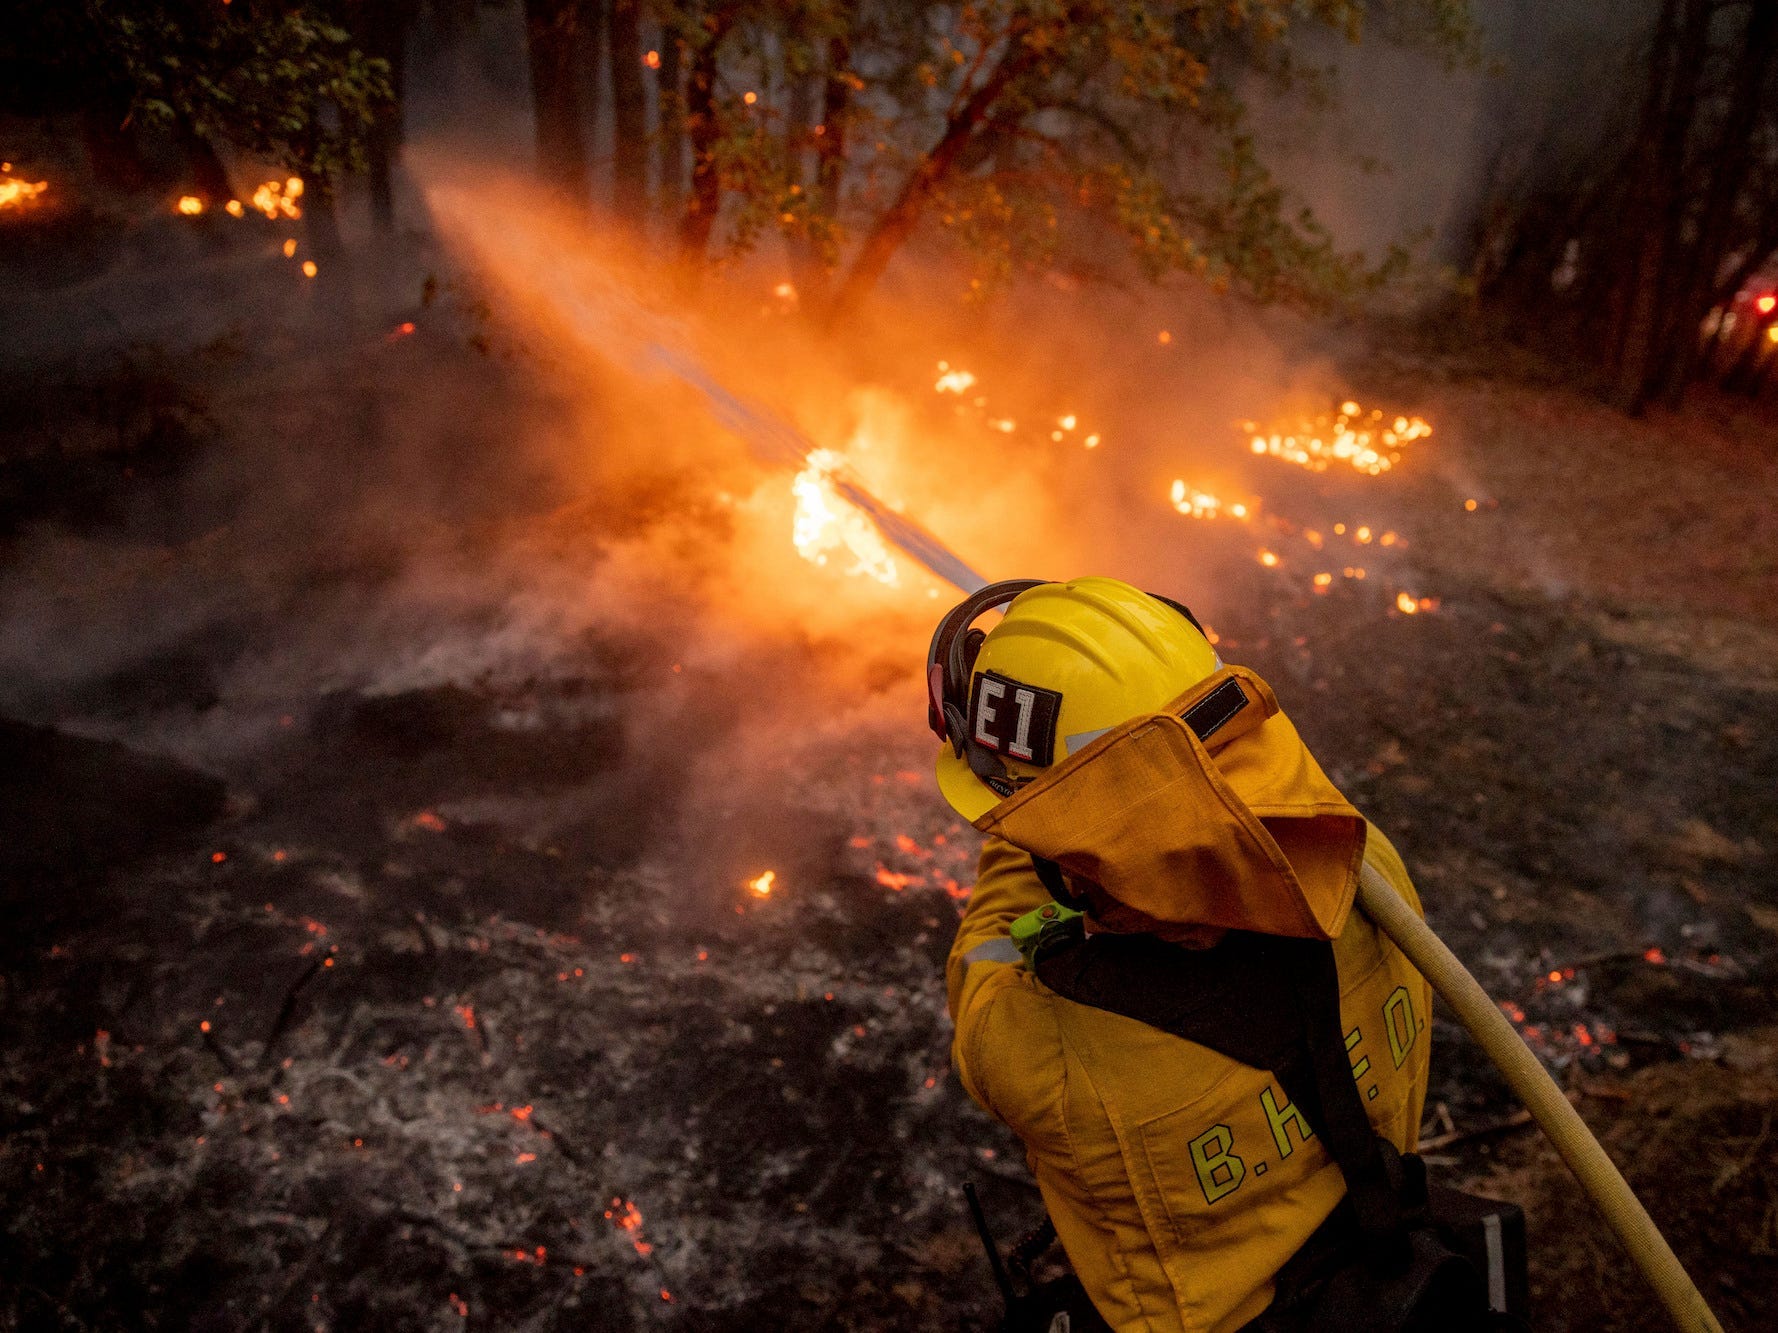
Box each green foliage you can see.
[671,0,1477,313]
[99,2,393,186]
[0,3,392,188]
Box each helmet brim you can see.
[934,743,1006,824]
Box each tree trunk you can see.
[608,0,648,227]
[1649,3,1778,406]
[1610,0,1711,412]
[79,99,150,194]
[1584,0,1679,354]
[361,2,415,233]
[676,13,734,268]
[783,66,823,299]
[816,36,850,223]
[305,183,346,260]
[525,0,590,205]
[360,1,416,232]
[656,29,685,223]
[173,116,236,205]
[825,36,1038,323]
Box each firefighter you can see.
[931,577,1447,1333]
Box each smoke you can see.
[1240,0,1657,274]
[0,25,1474,908]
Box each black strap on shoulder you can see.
[1035,929,1411,1274]
[1028,854,1089,910]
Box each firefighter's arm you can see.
[946,835,1050,1024]
[946,836,1072,1157]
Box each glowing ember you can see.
[1243,400,1432,476]
[176,195,204,215]
[746,869,776,898]
[0,174,48,210]
[301,261,318,279]
[1169,479,1251,521]
[791,449,899,585]
[1257,549,1280,568]
[1757,294,1776,315]
[282,238,297,257]
[933,361,977,394]
[644,49,661,69]
[249,178,303,220]
[225,199,244,218]
[1395,591,1439,614]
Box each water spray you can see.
[423,177,987,596]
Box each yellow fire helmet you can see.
[928,576,1220,822]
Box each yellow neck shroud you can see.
[972,665,1365,940]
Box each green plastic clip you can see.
[1010,901,1085,968]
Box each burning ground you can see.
[3,202,1778,1331]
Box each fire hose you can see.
[1355,862,1725,1333]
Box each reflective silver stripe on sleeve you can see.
[1483,1212,1506,1312]
[963,937,1022,966]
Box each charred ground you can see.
[2,284,1777,1333]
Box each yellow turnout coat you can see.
[945,668,1433,1332]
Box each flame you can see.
[301,260,318,279]
[644,49,661,69]
[225,199,244,217]
[1169,479,1252,521]
[282,238,297,257]
[0,174,48,210]
[792,449,900,585]
[1395,591,1438,614]
[746,869,776,898]
[250,178,303,220]
[933,361,977,394]
[176,195,204,215]
[1244,400,1431,476]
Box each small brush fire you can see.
[0,169,49,211]
[792,450,902,586]
[1169,480,1252,521]
[1243,400,1432,476]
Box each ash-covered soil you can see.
[2,259,1775,1331]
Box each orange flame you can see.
[1244,400,1431,476]
[746,869,776,898]
[0,174,48,210]
[250,178,303,220]
[176,195,204,215]
[791,449,899,585]
[1169,479,1251,521]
